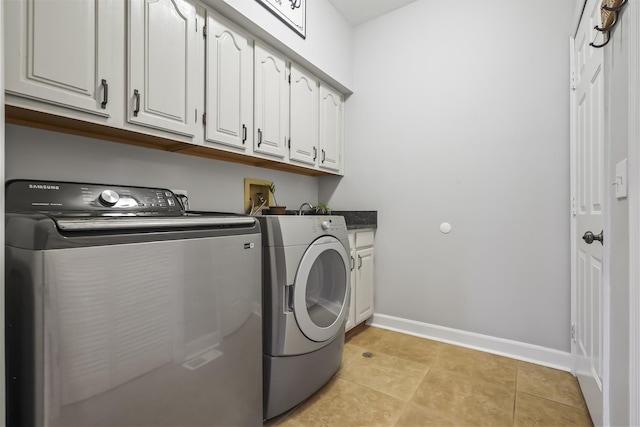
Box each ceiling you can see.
[328,0,419,26]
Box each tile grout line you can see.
[513,362,520,426]
[517,390,592,413]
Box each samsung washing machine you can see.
[258,215,351,420]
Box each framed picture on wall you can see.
[256,0,306,39]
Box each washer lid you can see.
[292,235,350,342]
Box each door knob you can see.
[582,230,604,245]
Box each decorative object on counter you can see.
[267,183,287,215]
[256,0,306,39]
[312,203,332,215]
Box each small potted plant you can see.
[312,203,332,215]
[267,183,287,215]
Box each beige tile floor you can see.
[265,326,593,427]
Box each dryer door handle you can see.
[357,255,363,269]
[284,285,294,312]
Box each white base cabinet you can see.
[346,230,375,332]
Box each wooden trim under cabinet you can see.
[5,106,334,177]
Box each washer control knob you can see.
[99,189,120,207]
[321,220,331,230]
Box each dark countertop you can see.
[332,211,377,230]
[262,209,377,230]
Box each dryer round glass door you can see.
[293,236,350,342]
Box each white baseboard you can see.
[367,314,573,372]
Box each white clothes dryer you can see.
[258,215,351,420]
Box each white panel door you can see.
[289,64,319,166]
[254,42,288,159]
[5,0,112,116]
[128,0,197,137]
[573,0,606,424]
[318,83,343,173]
[205,12,253,150]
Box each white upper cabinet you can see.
[205,11,253,151]
[289,64,319,167]
[318,83,344,173]
[128,0,198,137]
[5,0,113,117]
[254,42,289,159]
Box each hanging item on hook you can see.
[590,0,628,48]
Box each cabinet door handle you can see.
[357,254,362,269]
[350,256,355,271]
[257,128,262,147]
[133,89,140,117]
[321,149,326,163]
[313,146,317,161]
[100,79,108,109]
[242,124,247,144]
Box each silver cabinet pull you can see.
[133,89,140,117]
[321,149,326,163]
[101,79,108,109]
[242,124,247,144]
[582,230,604,245]
[257,128,262,147]
[350,256,355,271]
[357,254,362,269]
[313,146,317,161]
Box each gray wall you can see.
[5,125,319,213]
[321,0,575,351]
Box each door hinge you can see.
[571,324,577,342]
[571,197,577,217]
[288,138,291,149]
[202,112,206,125]
[571,72,576,91]
[288,73,291,84]
[203,25,207,37]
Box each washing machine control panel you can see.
[6,180,183,215]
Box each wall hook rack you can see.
[590,0,628,48]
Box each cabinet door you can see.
[128,0,197,137]
[254,42,288,159]
[205,12,253,150]
[5,0,112,117]
[355,247,374,324]
[289,64,318,166]
[345,245,357,332]
[318,83,343,172]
